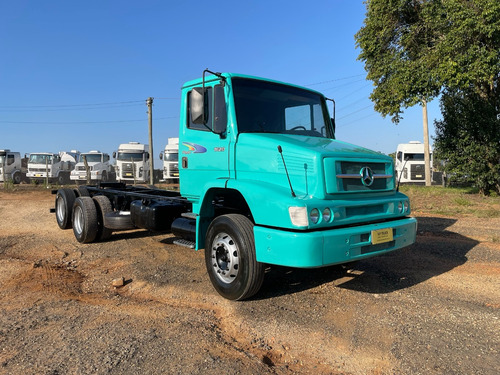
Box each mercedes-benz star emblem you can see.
[360,166,374,186]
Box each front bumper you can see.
[254,217,417,268]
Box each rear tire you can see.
[72,197,98,243]
[12,171,21,184]
[93,195,113,241]
[104,211,134,230]
[55,188,76,229]
[205,214,264,301]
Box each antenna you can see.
[277,145,296,197]
[396,157,409,192]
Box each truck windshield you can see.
[29,154,52,164]
[117,152,143,161]
[82,154,102,163]
[404,153,426,161]
[232,78,334,138]
[164,152,178,161]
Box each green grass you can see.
[400,185,500,218]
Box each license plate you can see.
[125,173,132,176]
[416,174,422,178]
[79,176,86,179]
[371,228,393,245]
[35,174,42,177]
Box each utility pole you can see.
[147,97,154,185]
[422,98,431,187]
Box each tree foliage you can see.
[356,0,500,195]
[355,0,500,123]
[434,88,500,194]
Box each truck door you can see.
[180,83,230,200]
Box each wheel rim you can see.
[56,195,65,223]
[73,205,84,235]
[210,232,239,284]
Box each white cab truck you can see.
[27,150,80,185]
[395,141,433,184]
[0,149,26,184]
[114,142,150,184]
[159,137,179,182]
[70,150,115,184]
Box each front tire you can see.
[72,197,98,243]
[205,214,264,301]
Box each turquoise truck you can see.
[52,70,417,300]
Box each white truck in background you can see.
[0,149,27,184]
[26,150,80,185]
[113,142,150,184]
[395,141,433,184]
[70,150,115,185]
[159,137,179,182]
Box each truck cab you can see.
[114,142,150,184]
[160,137,179,182]
[0,149,24,184]
[395,141,433,184]
[70,150,113,184]
[27,151,80,184]
[179,73,416,298]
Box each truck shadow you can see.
[256,217,479,299]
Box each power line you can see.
[0,100,145,109]
[0,116,178,125]
[304,74,365,87]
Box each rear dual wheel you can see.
[72,195,113,243]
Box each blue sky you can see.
[0,0,439,166]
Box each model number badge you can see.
[214,147,225,152]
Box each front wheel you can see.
[205,214,264,301]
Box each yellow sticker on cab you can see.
[371,228,393,245]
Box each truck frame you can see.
[52,71,417,300]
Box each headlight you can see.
[289,207,308,226]
[403,200,409,212]
[398,201,403,213]
[323,207,332,222]
[310,208,320,224]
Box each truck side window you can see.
[397,152,402,162]
[7,155,15,165]
[214,84,227,131]
[188,87,213,131]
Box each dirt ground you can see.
[0,187,499,375]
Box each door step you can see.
[173,239,195,249]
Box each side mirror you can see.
[331,118,336,133]
[190,87,206,125]
[112,151,116,159]
[159,152,163,160]
[145,152,150,160]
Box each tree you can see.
[434,88,500,195]
[355,0,500,189]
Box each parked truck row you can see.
[51,70,417,301]
[1,140,179,185]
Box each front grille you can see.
[122,163,134,172]
[77,166,87,171]
[335,161,393,192]
[410,164,425,180]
